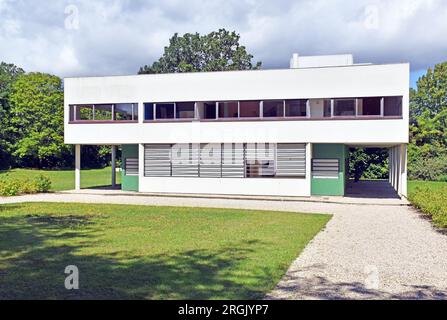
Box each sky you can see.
[1,0,446,88]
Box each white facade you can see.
[64,56,409,197]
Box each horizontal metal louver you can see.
[171,143,199,177]
[125,158,139,176]
[144,144,171,177]
[276,143,306,177]
[222,143,245,177]
[312,159,339,178]
[245,143,275,177]
[200,143,222,177]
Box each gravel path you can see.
[2,192,447,299]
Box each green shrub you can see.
[0,176,21,196]
[20,179,38,194]
[409,184,447,228]
[408,155,447,181]
[0,174,51,196]
[33,175,51,193]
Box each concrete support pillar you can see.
[399,144,408,197]
[393,147,398,191]
[388,148,392,184]
[111,145,116,187]
[75,144,81,190]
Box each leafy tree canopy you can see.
[138,29,261,74]
[0,62,25,169]
[8,72,70,168]
[408,61,447,180]
[0,62,25,106]
[410,62,447,121]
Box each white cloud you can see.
[0,0,446,78]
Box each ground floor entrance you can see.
[309,143,407,198]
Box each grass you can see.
[408,180,447,228]
[0,202,330,300]
[0,167,120,191]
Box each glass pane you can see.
[115,103,133,120]
[384,96,402,116]
[144,103,154,120]
[203,102,216,119]
[69,105,75,121]
[133,104,138,121]
[334,99,355,116]
[156,103,175,119]
[79,105,94,120]
[323,100,332,117]
[176,102,195,119]
[285,100,307,117]
[263,100,284,117]
[240,101,260,118]
[218,102,238,118]
[94,104,113,120]
[360,97,381,116]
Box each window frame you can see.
[69,103,138,123]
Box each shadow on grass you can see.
[0,206,274,300]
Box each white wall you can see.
[64,63,409,146]
[65,118,408,145]
[138,176,310,197]
[310,99,324,117]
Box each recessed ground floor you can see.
[73,142,408,198]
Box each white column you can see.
[393,147,397,190]
[139,143,145,192]
[400,144,408,197]
[388,148,392,184]
[75,144,81,190]
[391,147,396,189]
[111,145,116,187]
[394,147,399,191]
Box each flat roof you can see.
[64,62,410,80]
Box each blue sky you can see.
[410,69,429,88]
[0,0,446,88]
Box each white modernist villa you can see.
[64,53,409,197]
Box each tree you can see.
[349,148,388,182]
[139,29,261,74]
[411,62,447,120]
[0,62,25,169]
[408,61,447,180]
[8,73,71,168]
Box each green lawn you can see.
[0,167,120,191]
[408,180,447,228]
[0,202,330,300]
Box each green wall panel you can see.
[311,144,347,196]
[121,144,139,192]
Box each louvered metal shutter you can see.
[222,143,245,177]
[171,143,199,177]
[276,143,306,177]
[125,158,139,176]
[245,143,275,177]
[200,143,222,177]
[144,144,171,177]
[312,159,339,178]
